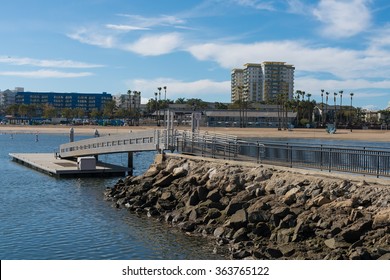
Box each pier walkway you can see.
[9,127,390,178]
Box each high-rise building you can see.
[262,61,295,101]
[231,68,244,103]
[231,61,294,103]
[243,63,263,102]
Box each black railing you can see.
[176,132,390,178]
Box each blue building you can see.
[15,91,113,112]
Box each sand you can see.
[0,124,389,142]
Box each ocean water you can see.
[0,132,224,260]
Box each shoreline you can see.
[106,153,390,260]
[0,124,389,142]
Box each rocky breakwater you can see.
[105,154,390,260]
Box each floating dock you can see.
[9,153,130,178]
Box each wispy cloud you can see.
[0,56,103,68]
[232,0,276,11]
[313,0,372,38]
[0,70,93,78]
[67,28,116,48]
[117,14,187,29]
[105,24,150,31]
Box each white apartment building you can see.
[115,91,141,110]
[0,87,23,108]
[231,62,294,103]
[231,68,244,103]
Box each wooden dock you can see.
[9,153,130,178]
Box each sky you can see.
[1,0,390,110]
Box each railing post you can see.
[377,151,380,178]
[328,148,332,173]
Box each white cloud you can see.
[67,28,116,48]
[0,56,103,68]
[124,33,183,56]
[187,40,390,80]
[117,14,186,29]
[232,0,276,11]
[105,24,150,31]
[313,0,372,38]
[126,78,230,102]
[0,70,93,78]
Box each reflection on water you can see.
[0,133,224,260]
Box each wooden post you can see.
[127,151,133,176]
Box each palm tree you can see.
[325,92,329,123]
[339,90,343,124]
[307,93,312,124]
[175,97,186,104]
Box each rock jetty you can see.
[104,154,390,260]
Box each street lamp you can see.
[157,87,162,126]
[321,89,324,126]
[154,92,159,126]
[339,90,343,125]
[350,93,354,132]
[333,92,338,128]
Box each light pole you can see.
[333,92,337,128]
[321,89,324,126]
[154,92,158,126]
[350,92,354,132]
[157,87,162,126]
[339,90,343,125]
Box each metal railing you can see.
[176,130,265,162]
[176,132,390,178]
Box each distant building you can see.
[231,68,244,103]
[114,92,141,110]
[15,91,113,112]
[0,87,23,108]
[231,61,295,103]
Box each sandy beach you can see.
[0,124,389,142]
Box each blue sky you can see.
[1,0,390,110]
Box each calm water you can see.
[0,132,224,260]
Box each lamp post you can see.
[350,93,354,132]
[321,89,324,126]
[154,92,158,126]
[162,86,167,127]
[333,92,338,128]
[157,87,162,126]
[339,90,343,125]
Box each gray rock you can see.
[229,209,248,229]
[213,227,225,238]
[340,220,372,243]
[207,189,222,202]
[324,238,349,249]
[372,208,390,229]
[232,227,249,242]
[252,222,271,237]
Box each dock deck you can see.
[9,153,129,177]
